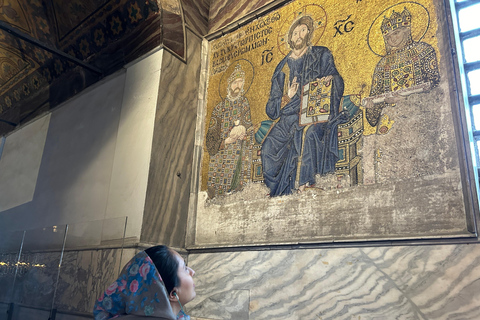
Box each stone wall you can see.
[187,244,480,319]
[0,248,136,318]
[0,49,165,240]
[141,29,203,247]
[0,1,479,320]
[190,0,476,248]
[4,243,480,319]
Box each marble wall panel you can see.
[363,246,480,319]
[55,248,136,314]
[0,231,26,304]
[161,0,186,58]
[13,306,50,320]
[0,273,14,304]
[181,0,209,36]
[187,244,480,319]
[10,252,61,309]
[2,305,91,320]
[0,248,136,316]
[141,29,203,247]
[55,313,91,320]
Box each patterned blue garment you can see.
[93,251,189,320]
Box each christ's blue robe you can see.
[261,46,348,196]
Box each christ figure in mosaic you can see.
[364,7,440,132]
[261,15,349,197]
[206,64,254,199]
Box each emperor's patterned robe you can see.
[206,96,254,197]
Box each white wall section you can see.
[0,114,50,212]
[104,49,164,239]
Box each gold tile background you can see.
[201,0,439,191]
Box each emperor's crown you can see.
[228,64,245,84]
[381,7,412,35]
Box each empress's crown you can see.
[381,7,412,35]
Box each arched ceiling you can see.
[0,0,188,136]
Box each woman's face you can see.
[172,251,196,305]
[385,27,410,49]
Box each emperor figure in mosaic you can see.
[364,7,440,131]
[206,64,255,199]
[261,15,349,196]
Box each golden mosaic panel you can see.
[192,0,476,247]
[201,0,439,196]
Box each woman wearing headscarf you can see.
[93,245,195,319]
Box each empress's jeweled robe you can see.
[366,41,440,127]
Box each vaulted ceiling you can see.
[0,0,196,136]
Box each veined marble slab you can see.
[55,248,136,314]
[187,244,480,319]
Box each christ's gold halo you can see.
[219,59,254,100]
[367,2,430,57]
[277,3,327,57]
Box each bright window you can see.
[452,0,480,169]
[462,36,480,63]
[458,3,480,32]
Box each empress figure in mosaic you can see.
[261,15,348,196]
[365,7,440,130]
[206,64,254,199]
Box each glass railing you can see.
[0,216,128,320]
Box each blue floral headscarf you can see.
[93,251,189,320]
